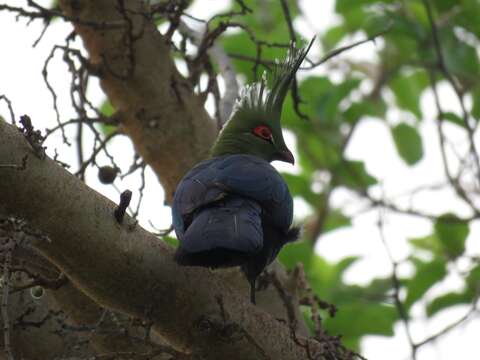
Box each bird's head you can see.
[211,39,314,164]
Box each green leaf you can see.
[409,234,443,255]
[456,0,480,38]
[315,78,362,124]
[282,173,321,206]
[343,99,387,124]
[441,31,480,81]
[405,2,430,28]
[405,258,447,309]
[220,0,301,82]
[391,123,424,165]
[434,214,469,259]
[323,210,351,233]
[222,32,263,82]
[240,0,300,33]
[299,136,342,169]
[335,160,377,189]
[99,100,117,137]
[100,100,114,116]
[163,236,179,247]
[432,0,458,12]
[336,278,393,307]
[324,303,397,337]
[443,112,466,128]
[339,7,368,31]
[322,25,348,50]
[335,0,373,14]
[309,256,359,298]
[302,305,363,351]
[471,86,480,120]
[285,76,360,124]
[466,264,480,291]
[390,70,429,118]
[278,240,314,271]
[427,291,473,317]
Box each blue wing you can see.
[172,154,293,261]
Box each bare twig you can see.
[422,0,480,200]
[377,208,417,360]
[42,46,69,145]
[426,69,480,216]
[0,95,16,125]
[178,20,239,126]
[0,2,125,29]
[303,26,391,69]
[415,297,479,348]
[114,190,132,224]
[279,0,296,43]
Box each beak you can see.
[277,149,295,165]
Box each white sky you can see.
[0,1,478,359]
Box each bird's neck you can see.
[210,131,269,161]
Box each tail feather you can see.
[174,247,249,268]
[284,226,301,244]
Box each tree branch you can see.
[0,119,340,359]
[58,0,218,203]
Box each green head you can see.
[211,39,314,164]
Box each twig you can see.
[32,19,50,47]
[422,0,480,192]
[132,165,146,218]
[276,9,311,119]
[415,297,478,348]
[377,207,417,360]
[303,26,391,69]
[426,68,479,216]
[0,94,16,125]
[42,46,69,145]
[114,190,132,224]
[279,0,296,43]
[269,271,300,344]
[149,224,174,238]
[0,2,125,29]
[75,131,118,177]
[116,0,137,79]
[178,20,239,126]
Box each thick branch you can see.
[59,0,217,203]
[0,119,331,359]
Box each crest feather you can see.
[231,38,315,117]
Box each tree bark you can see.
[59,0,217,203]
[0,119,328,359]
[0,1,348,358]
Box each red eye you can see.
[253,125,272,141]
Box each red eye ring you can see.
[253,125,273,142]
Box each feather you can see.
[231,37,315,118]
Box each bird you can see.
[171,39,314,304]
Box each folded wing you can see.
[172,154,293,268]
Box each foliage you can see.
[218,0,480,353]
